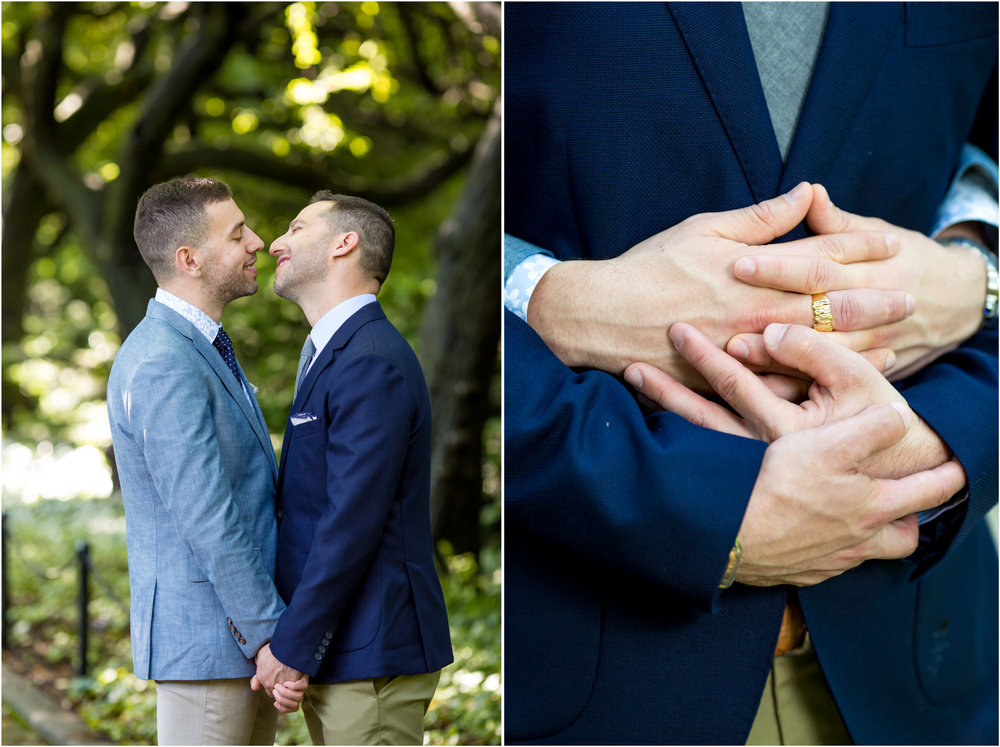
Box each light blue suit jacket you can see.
[107,299,284,680]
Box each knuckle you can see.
[712,368,744,403]
[806,259,832,292]
[744,299,782,331]
[821,236,849,264]
[836,293,864,330]
[747,199,777,228]
[687,406,715,430]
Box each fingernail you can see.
[669,325,686,350]
[786,182,810,202]
[734,257,756,278]
[886,234,899,255]
[890,401,912,426]
[624,367,644,391]
[885,350,897,370]
[729,339,750,360]
[905,294,915,316]
[763,323,788,347]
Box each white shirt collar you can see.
[307,294,377,366]
[155,288,220,343]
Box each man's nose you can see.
[247,229,265,253]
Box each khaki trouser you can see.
[747,641,852,745]
[155,678,278,745]
[303,670,442,745]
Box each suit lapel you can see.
[278,301,386,490]
[780,3,902,191]
[669,2,783,202]
[148,301,277,477]
[290,301,386,412]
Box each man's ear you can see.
[175,246,203,277]
[329,231,360,257]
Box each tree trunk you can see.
[421,106,500,556]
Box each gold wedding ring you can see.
[811,293,834,332]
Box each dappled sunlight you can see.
[3,441,113,504]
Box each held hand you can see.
[253,643,305,700]
[527,182,912,390]
[728,184,987,380]
[251,674,308,713]
[734,404,966,587]
[272,677,309,713]
[626,322,958,480]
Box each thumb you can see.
[806,184,886,235]
[762,323,883,392]
[250,675,261,692]
[710,182,813,246]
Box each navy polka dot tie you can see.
[212,327,242,383]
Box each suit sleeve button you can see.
[314,653,323,661]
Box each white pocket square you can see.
[291,412,318,426]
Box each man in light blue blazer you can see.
[107,176,303,744]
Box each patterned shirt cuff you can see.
[503,254,561,322]
[932,144,999,251]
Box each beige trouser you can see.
[155,678,278,745]
[302,670,442,745]
[746,641,852,745]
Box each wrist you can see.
[526,258,633,373]
[936,235,998,322]
[933,237,994,334]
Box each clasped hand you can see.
[251,642,309,713]
[527,182,986,392]
[625,322,966,587]
[726,184,986,383]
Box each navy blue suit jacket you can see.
[505,3,998,744]
[269,301,452,684]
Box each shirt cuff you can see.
[503,254,561,322]
[932,144,999,251]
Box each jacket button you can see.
[227,618,233,624]
[276,510,284,520]
[314,653,323,661]
[318,645,327,653]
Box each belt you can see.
[774,598,807,656]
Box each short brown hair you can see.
[134,177,232,282]
[309,192,395,284]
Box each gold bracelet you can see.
[718,537,742,589]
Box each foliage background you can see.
[1,2,500,743]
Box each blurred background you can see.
[1,1,499,743]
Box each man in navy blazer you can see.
[252,192,452,744]
[504,3,997,745]
[108,177,304,744]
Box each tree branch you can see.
[152,141,476,206]
[19,3,103,248]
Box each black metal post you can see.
[76,541,90,677]
[2,512,8,649]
